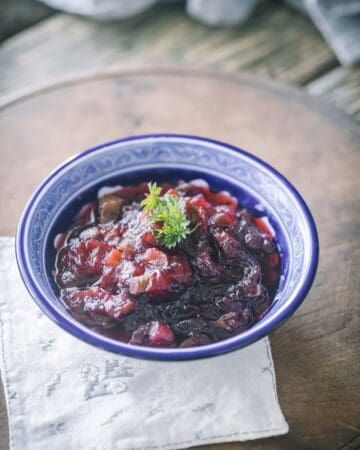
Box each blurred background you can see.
[0,0,359,120]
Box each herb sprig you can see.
[141,182,193,248]
[141,182,162,211]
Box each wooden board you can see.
[0,1,337,101]
[306,66,360,121]
[0,68,359,450]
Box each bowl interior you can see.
[17,135,317,359]
[45,167,289,299]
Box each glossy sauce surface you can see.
[54,181,279,347]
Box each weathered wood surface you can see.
[0,69,359,450]
[307,67,360,121]
[0,2,337,100]
[1,2,359,122]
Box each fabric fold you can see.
[0,237,288,450]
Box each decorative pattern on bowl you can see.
[16,134,318,360]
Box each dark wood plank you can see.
[307,67,360,120]
[0,2,336,100]
[0,0,54,42]
[0,69,359,450]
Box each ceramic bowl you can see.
[16,134,318,360]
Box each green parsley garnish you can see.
[142,183,193,248]
[141,182,162,211]
[151,195,192,248]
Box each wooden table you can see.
[0,3,359,450]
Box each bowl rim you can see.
[16,133,319,360]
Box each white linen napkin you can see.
[0,237,288,450]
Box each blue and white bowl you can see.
[16,134,319,360]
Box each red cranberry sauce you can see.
[54,181,279,347]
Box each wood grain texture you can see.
[307,67,360,120]
[0,69,359,450]
[0,2,336,100]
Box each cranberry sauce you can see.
[54,181,280,348]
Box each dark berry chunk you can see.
[149,321,175,346]
[235,217,275,254]
[252,287,271,320]
[212,312,243,333]
[173,318,208,337]
[129,251,192,297]
[56,239,110,288]
[129,321,175,346]
[212,306,252,333]
[179,334,211,347]
[61,287,134,323]
[129,323,151,345]
[193,252,222,279]
[212,229,242,261]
